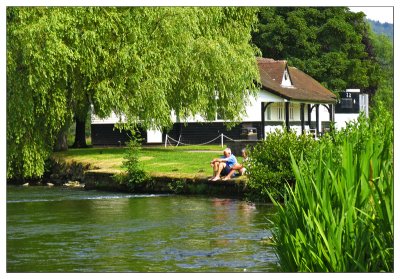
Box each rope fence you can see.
[164,133,237,148]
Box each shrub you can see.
[246,129,317,201]
[122,136,149,189]
[271,112,394,272]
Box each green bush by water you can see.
[270,107,393,272]
[246,128,317,201]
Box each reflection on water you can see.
[7,186,278,272]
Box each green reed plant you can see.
[271,111,393,272]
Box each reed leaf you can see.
[270,114,393,272]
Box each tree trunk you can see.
[72,117,88,148]
[54,128,69,151]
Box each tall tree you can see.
[252,7,380,93]
[7,7,260,180]
[369,31,393,116]
[7,8,74,179]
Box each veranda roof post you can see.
[300,103,305,134]
[330,104,335,123]
[285,101,290,132]
[307,104,312,127]
[316,104,320,136]
[261,102,265,140]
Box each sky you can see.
[0,1,396,25]
[349,7,393,24]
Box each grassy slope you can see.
[53,145,243,179]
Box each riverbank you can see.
[84,169,249,197]
[27,156,251,198]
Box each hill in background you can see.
[368,19,393,40]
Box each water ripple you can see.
[7,193,171,203]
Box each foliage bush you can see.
[122,136,149,190]
[271,109,393,272]
[246,128,317,201]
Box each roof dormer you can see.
[281,65,293,87]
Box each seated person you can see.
[209,148,237,181]
[222,148,248,180]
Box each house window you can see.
[289,103,294,120]
[341,98,353,109]
[266,105,271,120]
[266,103,289,121]
[277,103,284,120]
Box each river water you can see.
[7,185,278,272]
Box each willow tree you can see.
[7,7,260,180]
[7,8,74,180]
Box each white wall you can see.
[92,89,367,141]
[173,90,286,123]
[146,129,163,143]
[91,89,288,125]
[91,112,126,124]
[334,114,360,130]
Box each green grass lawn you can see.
[54,145,242,179]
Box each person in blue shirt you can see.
[222,148,248,180]
[209,148,237,181]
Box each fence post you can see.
[164,134,168,148]
[221,133,224,148]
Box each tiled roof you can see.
[257,57,337,103]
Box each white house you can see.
[91,58,368,145]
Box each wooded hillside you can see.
[368,19,393,40]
